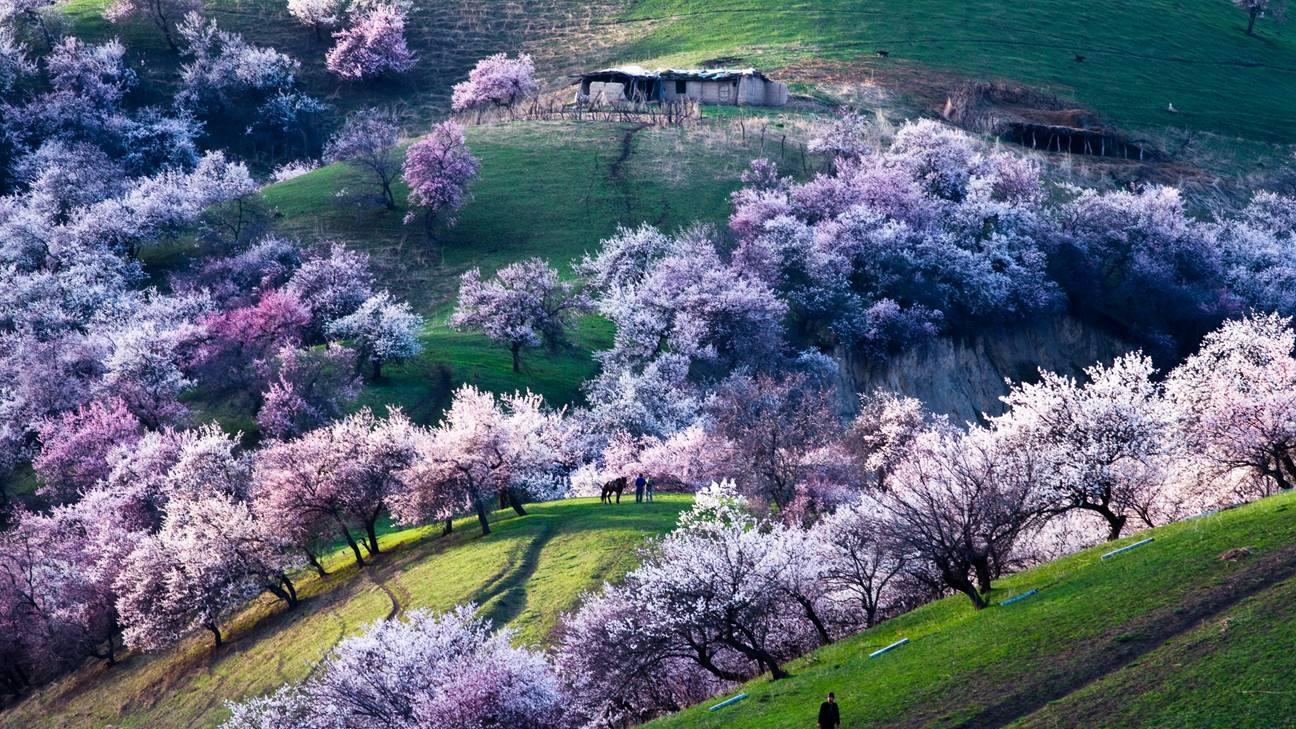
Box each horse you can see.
[600,477,628,504]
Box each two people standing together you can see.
[633,473,654,503]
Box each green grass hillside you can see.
[256,117,805,422]
[618,0,1296,143]
[4,496,691,729]
[647,491,1296,729]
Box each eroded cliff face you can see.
[836,315,1132,424]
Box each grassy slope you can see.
[59,0,629,120]
[257,118,800,421]
[646,491,1296,729]
[618,0,1296,143]
[4,495,691,729]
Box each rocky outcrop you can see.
[836,315,1132,424]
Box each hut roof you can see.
[575,66,772,82]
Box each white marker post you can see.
[999,588,1039,606]
[708,693,748,712]
[869,638,909,658]
[1101,537,1154,560]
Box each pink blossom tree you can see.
[845,389,928,491]
[877,426,1043,609]
[323,107,402,210]
[450,257,586,372]
[252,427,368,569]
[451,53,538,121]
[324,291,422,379]
[330,408,419,557]
[811,497,908,628]
[222,605,564,729]
[256,344,362,440]
[401,120,479,234]
[32,397,142,502]
[389,386,565,535]
[116,489,298,651]
[705,372,843,510]
[325,2,415,81]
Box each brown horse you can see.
[600,477,628,504]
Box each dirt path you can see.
[609,122,650,214]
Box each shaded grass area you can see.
[616,0,1296,143]
[645,491,1296,729]
[4,495,691,729]
[260,119,781,420]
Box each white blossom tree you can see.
[325,291,422,379]
[1166,313,1296,500]
[223,605,564,729]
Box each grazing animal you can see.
[601,477,628,504]
[876,49,890,57]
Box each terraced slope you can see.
[3,496,691,729]
[646,491,1296,729]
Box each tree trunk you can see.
[475,498,492,535]
[206,623,223,649]
[371,358,383,380]
[305,549,328,577]
[381,180,396,210]
[363,517,381,557]
[794,595,831,646]
[973,558,994,596]
[1247,10,1258,35]
[510,342,522,373]
[280,575,299,607]
[1102,510,1128,542]
[442,517,453,536]
[945,569,988,610]
[339,525,366,567]
[505,488,528,516]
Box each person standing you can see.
[818,692,840,729]
[634,473,646,503]
[645,476,655,503]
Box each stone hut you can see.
[575,66,789,107]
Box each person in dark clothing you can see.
[644,476,655,502]
[818,693,840,729]
[634,473,646,503]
